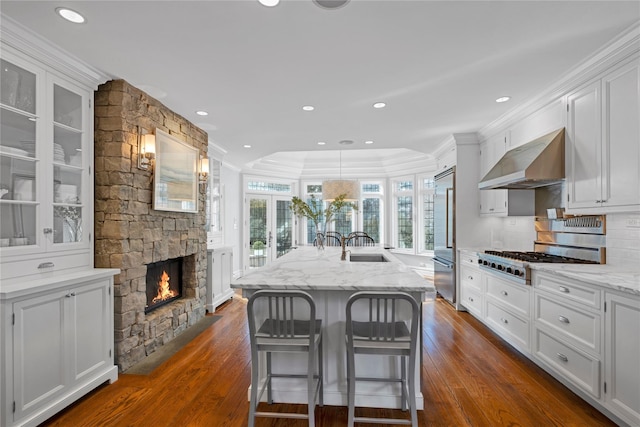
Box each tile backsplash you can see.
[605,212,640,267]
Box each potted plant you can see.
[290,193,354,248]
[252,240,265,256]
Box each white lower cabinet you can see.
[484,273,531,353]
[206,246,234,313]
[459,252,484,318]
[604,292,640,426]
[1,270,118,427]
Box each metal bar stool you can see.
[345,291,420,427]
[247,290,324,427]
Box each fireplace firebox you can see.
[145,257,183,313]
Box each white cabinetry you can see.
[1,271,119,427]
[566,55,640,213]
[459,251,483,318]
[533,273,601,399]
[206,246,234,313]
[1,35,95,281]
[484,273,531,352]
[0,18,118,427]
[531,271,640,427]
[479,133,534,216]
[604,292,640,426]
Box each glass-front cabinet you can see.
[0,50,91,279]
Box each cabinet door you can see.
[602,59,640,209]
[221,251,232,296]
[479,134,506,215]
[566,80,602,209]
[13,291,67,421]
[605,293,640,426]
[0,54,43,253]
[69,280,111,383]
[49,74,90,249]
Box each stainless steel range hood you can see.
[479,128,565,190]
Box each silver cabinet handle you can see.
[558,315,570,324]
[557,353,568,362]
[468,297,474,302]
[65,292,76,298]
[501,290,508,296]
[38,262,55,269]
[558,286,570,293]
[500,317,508,324]
[468,275,473,280]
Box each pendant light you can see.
[322,151,360,202]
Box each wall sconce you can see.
[199,157,209,190]
[138,131,156,170]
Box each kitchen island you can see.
[231,246,435,409]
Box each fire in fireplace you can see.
[145,257,183,313]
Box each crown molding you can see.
[0,14,110,89]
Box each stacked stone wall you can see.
[94,80,208,371]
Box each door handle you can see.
[268,231,273,248]
[433,258,452,268]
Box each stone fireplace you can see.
[93,80,208,372]
[145,256,185,314]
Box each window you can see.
[393,180,414,250]
[247,181,291,192]
[421,177,435,252]
[361,183,383,243]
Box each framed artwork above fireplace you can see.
[153,129,198,213]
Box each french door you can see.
[245,195,294,270]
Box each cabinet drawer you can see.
[535,329,600,398]
[460,252,479,268]
[535,294,600,354]
[534,273,600,309]
[486,300,530,350]
[460,286,482,318]
[486,274,530,317]
[460,265,482,292]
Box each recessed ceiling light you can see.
[317,141,326,145]
[55,7,86,24]
[496,96,511,103]
[243,145,252,148]
[373,102,386,109]
[258,0,280,6]
[364,140,374,145]
[302,105,315,111]
[195,110,208,116]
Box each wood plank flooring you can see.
[42,294,616,426]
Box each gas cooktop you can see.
[483,250,599,264]
[477,250,599,285]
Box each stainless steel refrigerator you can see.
[433,167,455,305]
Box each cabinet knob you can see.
[558,286,570,293]
[558,315,570,324]
[501,290,508,296]
[556,353,568,362]
[468,297,474,302]
[468,275,473,280]
[500,317,509,324]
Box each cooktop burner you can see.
[484,250,599,264]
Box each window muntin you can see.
[247,181,291,193]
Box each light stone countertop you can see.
[232,246,436,295]
[529,263,640,296]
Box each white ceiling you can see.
[1,1,639,173]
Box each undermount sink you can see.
[349,254,389,262]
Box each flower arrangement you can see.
[290,193,354,248]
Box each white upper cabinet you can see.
[566,55,640,213]
[1,45,93,280]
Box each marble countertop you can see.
[232,246,436,294]
[529,263,640,296]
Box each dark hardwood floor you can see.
[42,293,616,426]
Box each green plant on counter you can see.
[252,240,265,250]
